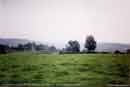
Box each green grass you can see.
[0,52,130,87]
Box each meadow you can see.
[0,52,130,87]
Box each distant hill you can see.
[0,38,130,52]
[96,43,130,52]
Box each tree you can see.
[114,50,122,54]
[17,44,24,51]
[0,44,9,54]
[35,44,46,51]
[85,35,96,52]
[24,42,36,51]
[126,49,130,54]
[49,46,57,52]
[66,40,80,52]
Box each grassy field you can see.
[0,52,130,87]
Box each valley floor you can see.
[0,52,130,87]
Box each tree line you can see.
[0,35,130,54]
[0,42,57,54]
[0,35,97,54]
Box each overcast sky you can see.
[0,0,130,46]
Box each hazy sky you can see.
[0,0,130,46]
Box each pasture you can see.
[0,52,130,87]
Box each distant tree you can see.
[126,49,130,54]
[35,44,46,51]
[49,46,57,52]
[85,35,96,52]
[17,44,24,51]
[24,42,36,51]
[66,40,80,52]
[114,50,122,54]
[24,43,31,50]
[0,44,9,54]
